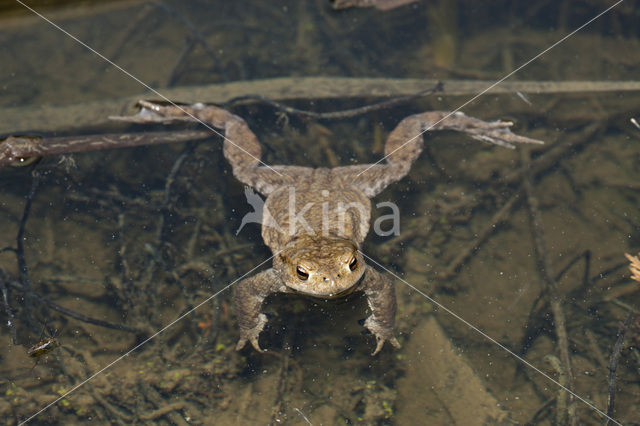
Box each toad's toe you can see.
[236,313,268,353]
[364,315,400,356]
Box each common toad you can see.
[120,101,542,355]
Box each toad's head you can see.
[275,235,365,298]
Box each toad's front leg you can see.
[234,269,286,352]
[360,266,400,355]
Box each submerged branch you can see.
[5,278,145,334]
[606,311,636,424]
[2,77,639,133]
[0,130,212,167]
[521,148,576,425]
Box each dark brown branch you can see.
[0,270,17,345]
[157,148,193,243]
[521,148,576,425]
[0,130,213,168]
[330,0,420,10]
[139,381,189,426]
[2,78,638,135]
[5,279,144,334]
[518,258,628,358]
[15,165,42,328]
[224,83,442,120]
[166,38,198,88]
[438,192,520,281]
[504,122,601,184]
[606,311,636,424]
[553,250,590,284]
[140,146,193,293]
[154,1,229,82]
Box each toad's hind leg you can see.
[114,101,291,194]
[347,111,543,197]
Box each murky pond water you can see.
[1,1,639,424]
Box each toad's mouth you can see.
[289,276,362,299]
[323,283,359,299]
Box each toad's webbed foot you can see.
[364,315,401,356]
[235,313,268,352]
[441,112,544,149]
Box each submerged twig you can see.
[504,122,602,184]
[139,381,189,426]
[12,164,43,329]
[154,1,229,82]
[553,250,591,286]
[270,349,291,425]
[2,162,144,335]
[521,148,576,425]
[606,311,635,425]
[166,38,198,88]
[438,192,520,281]
[4,278,143,334]
[139,146,194,312]
[527,397,556,425]
[0,130,213,168]
[2,77,639,134]
[519,251,595,358]
[544,355,570,425]
[330,0,420,10]
[269,329,295,426]
[225,83,442,120]
[0,269,18,344]
[157,147,193,245]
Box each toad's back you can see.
[261,168,371,252]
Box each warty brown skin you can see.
[120,101,542,355]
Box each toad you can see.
[119,101,542,355]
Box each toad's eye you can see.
[296,265,309,280]
[348,256,358,271]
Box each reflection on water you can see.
[1,0,639,424]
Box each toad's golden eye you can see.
[348,256,357,271]
[296,265,309,280]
